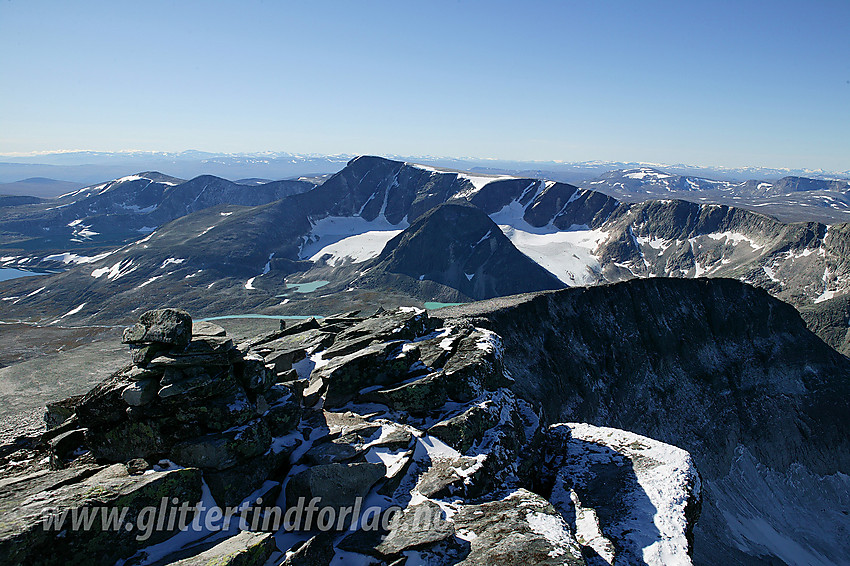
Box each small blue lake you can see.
[285,280,330,293]
[199,314,323,322]
[424,302,467,310]
[0,268,49,282]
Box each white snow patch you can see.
[414,435,460,462]
[364,446,409,477]
[453,172,514,198]
[138,275,164,289]
[308,230,402,266]
[56,303,86,320]
[526,510,575,558]
[159,257,185,269]
[814,289,838,303]
[300,215,408,261]
[262,253,275,275]
[474,230,492,246]
[624,169,672,180]
[763,265,779,283]
[636,236,671,252]
[244,277,257,290]
[91,260,136,280]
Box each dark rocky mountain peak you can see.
[367,203,565,300]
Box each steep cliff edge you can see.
[438,278,850,565]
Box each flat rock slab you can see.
[170,531,276,566]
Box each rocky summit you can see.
[0,303,703,566]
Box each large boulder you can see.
[451,489,585,566]
[122,308,193,348]
[285,462,387,513]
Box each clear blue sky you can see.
[1,0,848,170]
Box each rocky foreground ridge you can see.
[0,304,701,565]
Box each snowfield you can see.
[499,225,607,285]
[300,215,408,264]
[308,230,403,266]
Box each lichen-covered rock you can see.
[0,464,203,566]
[280,532,336,566]
[204,448,290,507]
[121,378,158,406]
[171,419,271,470]
[375,501,456,557]
[44,395,83,429]
[450,489,585,566]
[235,354,275,393]
[360,372,448,414]
[191,320,227,337]
[427,401,500,454]
[315,340,421,408]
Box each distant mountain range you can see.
[1,150,847,186]
[581,167,850,223]
[3,155,850,329]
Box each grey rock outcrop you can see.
[2,300,706,565]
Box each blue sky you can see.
[1,0,847,170]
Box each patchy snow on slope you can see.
[118,203,158,213]
[408,163,513,198]
[91,260,136,281]
[54,303,86,321]
[263,253,274,274]
[414,435,461,462]
[138,275,165,289]
[636,236,672,252]
[300,215,408,263]
[624,169,673,180]
[705,231,764,250]
[526,510,576,558]
[453,173,514,199]
[814,289,837,303]
[763,265,780,283]
[43,252,112,265]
